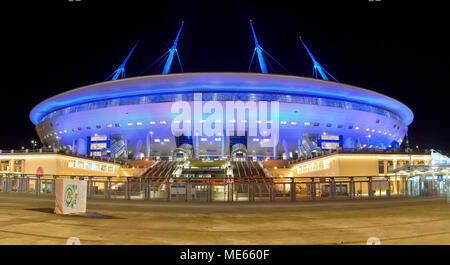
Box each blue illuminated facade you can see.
[30,73,413,160]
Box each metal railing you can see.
[0,173,425,202]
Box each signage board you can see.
[55,179,87,215]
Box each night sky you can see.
[2,0,449,152]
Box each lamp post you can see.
[30,140,37,150]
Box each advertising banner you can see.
[55,179,87,214]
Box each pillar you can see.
[290,177,296,201]
[146,134,151,159]
[331,177,336,199]
[368,177,373,199]
[310,177,316,200]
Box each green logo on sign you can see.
[64,184,78,208]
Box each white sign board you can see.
[55,179,87,215]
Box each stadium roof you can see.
[30,72,413,126]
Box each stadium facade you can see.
[30,72,412,161]
[29,21,413,161]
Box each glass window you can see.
[387,161,393,172]
[14,160,24,173]
[378,160,385,174]
[0,160,10,171]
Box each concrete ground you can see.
[0,193,449,245]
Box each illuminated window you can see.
[154,139,160,142]
[240,120,247,123]
[149,121,156,125]
[290,121,297,125]
[107,124,113,128]
[214,138,221,141]
[127,123,134,126]
[266,121,272,124]
[160,121,167,124]
[215,120,222,123]
[253,138,260,142]
[200,120,206,123]
[163,139,170,142]
[263,139,270,142]
[136,122,143,126]
[323,160,330,169]
[229,120,236,123]
[201,138,207,142]
[319,161,324,170]
[366,128,370,131]
[185,120,191,123]
[355,126,359,130]
[280,121,287,124]
[304,122,310,126]
[371,129,375,132]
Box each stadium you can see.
[29,21,413,162]
[30,72,412,161]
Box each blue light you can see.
[106,41,139,81]
[298,37,338,82]
[163,22,184,74]
[30,73,414,126]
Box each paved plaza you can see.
[0,193,449,245]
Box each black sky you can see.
[2,0,449,152]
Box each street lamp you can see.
[30,140,37,150]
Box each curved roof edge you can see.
[30,72,414,126]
